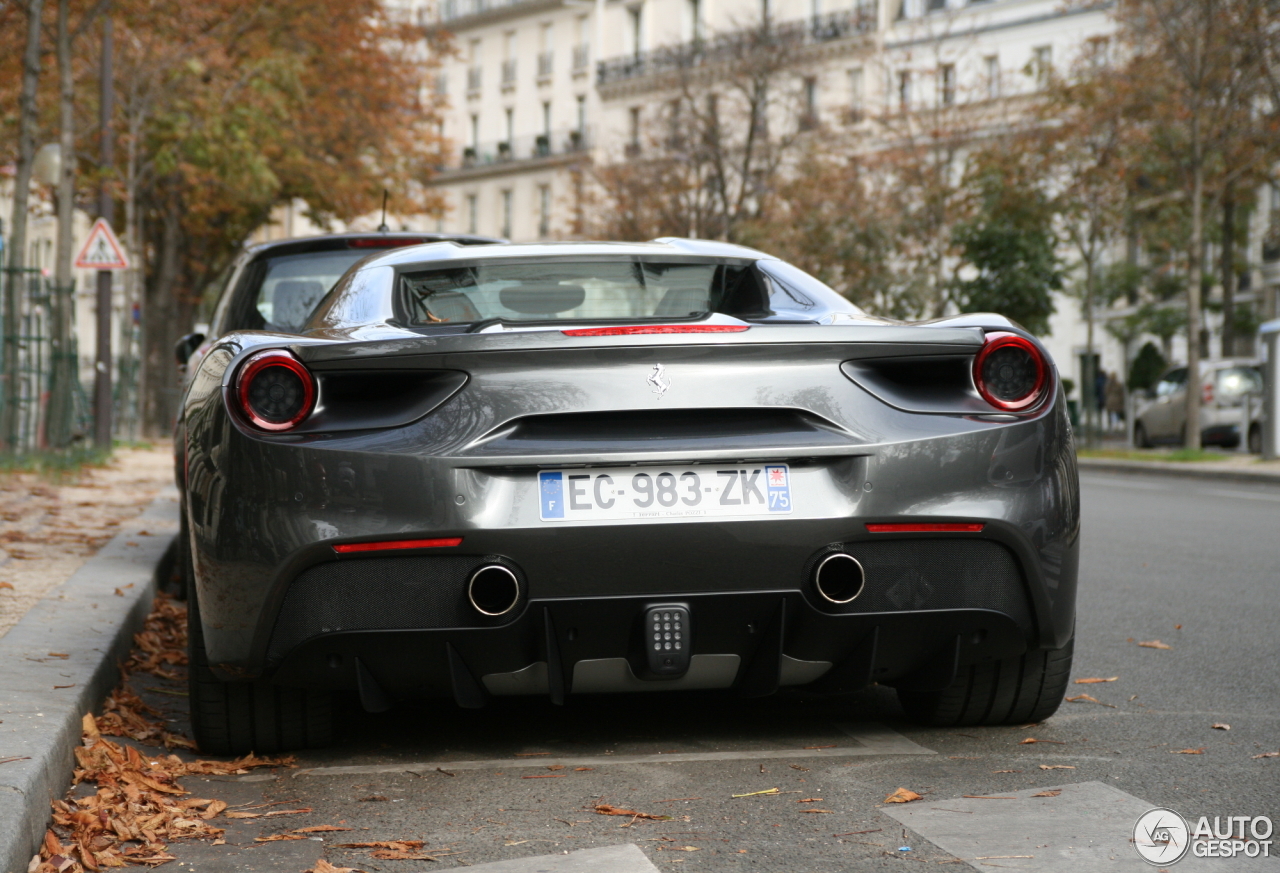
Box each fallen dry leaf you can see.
[594,804,671,821]
[1137,640,1172,650]
[1211,723,1231,731]
[883,788,922,804]
[1251,751,1279,759]
[0,582,14,590]
[1031,790,1062,798]
[201,800,227,820]
[732,788,779,798]
[798,798,823,803]
[306,861,365,873]
[1064,693,1116,708]
[294,826,353,833]
[799,809,833,814]
[255,833,307,842]
[993,769,1022,773]
[1018,738,1067,745]
[573,767,594,772]
[1038,765,1076,770]
[337,840,425,850]
[47,652,70,659]
[1171,748,1205,755]
[547,765,565,771]
[370,849,437,860]
[1073,677,1118,684]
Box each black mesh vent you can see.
[807,539,1031,630]
[266,555,523,663]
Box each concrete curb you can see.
[1077,456,1280,485]
[0,489,179,873]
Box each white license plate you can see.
[538,464,793,522]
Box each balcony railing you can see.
[597,7,877,87]
[537,51,554,79]
[456,128,592,171]
[501,59,517,86]
[467,65,482,92]
[572,43,590,71]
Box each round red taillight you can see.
[973,332,1048,412]
[235,350,316,431]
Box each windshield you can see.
[400,259,767,325]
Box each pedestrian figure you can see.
[1105,371,1125,431]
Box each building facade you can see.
[421,0,1280,410]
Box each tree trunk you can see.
[3,0,47,452]
[1184,160,1203,451]
[1220,188,1236,357]
[141,186,182,437]
[1083,252,1097,448]
[48,0,77,447]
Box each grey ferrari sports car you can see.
[175,238,1079,755]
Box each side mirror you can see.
[175,332,205,366]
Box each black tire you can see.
[169,509,191,600]
[1248,424,1262,456]
[1134,422,1151,448]
[896,636,1073,727]
[187,584,334,756]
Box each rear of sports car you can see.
[179,245,1078,754]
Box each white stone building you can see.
[418,0,1279,405]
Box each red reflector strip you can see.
[348,237,428,248]
[561,325,750,336]
[865,523,985,533]
[333,537,463,554]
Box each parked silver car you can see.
[1134,360,1264,451]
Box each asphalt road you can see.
[117,470,1280,872]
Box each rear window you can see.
[253,250,373,332]
[400,259,767,325]
[1216,366,1263,395]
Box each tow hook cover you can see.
[644,604,691,677]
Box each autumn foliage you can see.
[2,0,449,435]
[33,594,292,872]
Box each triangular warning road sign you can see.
[75,218,130,270]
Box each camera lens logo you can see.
[1134,808,1191,865]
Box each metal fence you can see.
[0,267,140,456]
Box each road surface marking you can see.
[456,844,659,873]
[290,721,933,778]
[881,780,1280,871]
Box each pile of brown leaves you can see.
[34,595,293,873]
[36,716,292,872]
[122,593,187,681]
[96,689,194,752]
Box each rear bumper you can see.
[268,591,1031,703]
[254,533,1045,702]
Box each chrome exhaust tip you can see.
[813,553,865,605]
[468,565,521,617]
